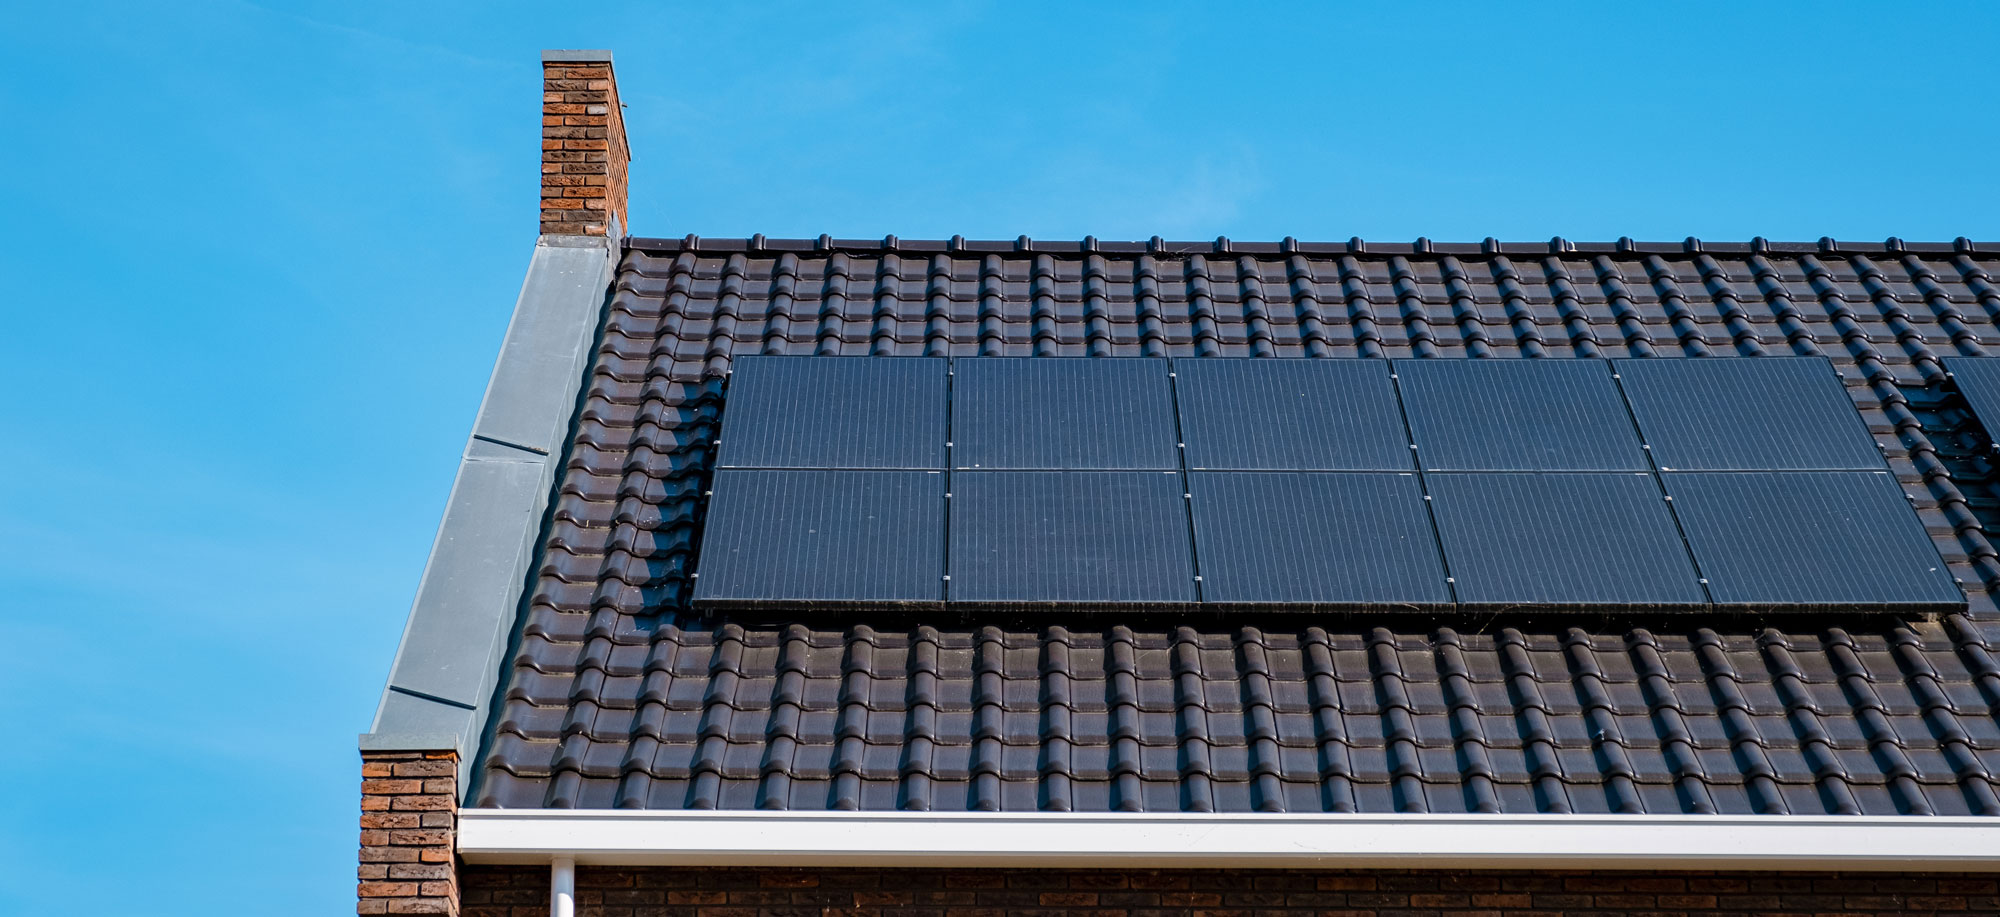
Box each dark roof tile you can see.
[470,238,2000,815]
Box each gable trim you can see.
[360,234,614,791]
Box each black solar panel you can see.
[1946,357,2000,437]
[948,471,1197,605]
[1394,359,1647,471]
[1188,472,1450,608]
[1614,357,1882,471]
[1426,472,1707,609]
[718,356,948,469]
[1173,359,1412,470]
[952,359,1178,470]
[1662,471,1963,610]
[692,470,946,608]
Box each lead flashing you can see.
[363,234,615,791]
[358,731,463,753]
[542,49,614,63]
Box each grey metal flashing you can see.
[358,732,463,754]
[542,49,614,63]
[362,234,615,792]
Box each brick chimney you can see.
[540,50,629,237]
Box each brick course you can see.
[541,55,629,236]
[460,865,2000,917]
[360,750,459,915]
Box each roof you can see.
[466,235,2000,816]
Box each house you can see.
[358,50,2000,916]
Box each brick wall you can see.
[461,865,2000,917]
[541,53,629,236]
[359,750,459,915]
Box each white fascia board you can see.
[458,809,2000,871]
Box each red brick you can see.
[384,901,453,915]
[362,779,422,795]
[359,846,420,864]
[360,751,457,916]
[390,864,454,881]
[361,813,420,829]
[357,882,418,898]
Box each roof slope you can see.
[475,236,2000,815]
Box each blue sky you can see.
[2,2,1998,913]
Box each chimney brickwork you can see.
[357,749,460,915]
[541,51,629,237]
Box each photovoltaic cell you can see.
[948,471,1196,605]
[1946,357,2000,437]
[1426,472,1707,609]
[1662,471,1963,610]
[1173,359,1412,470]
[692,469,945,608]
[1188,472,1450,607]
[718,356,947,469]
[1614,357,1882,471]
[952,359,1179,470]
[1394,359,1647,471]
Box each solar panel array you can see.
[692,355,1964,613]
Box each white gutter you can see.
[458,809,2000,872]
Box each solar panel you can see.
[1614,357,1882,471]
[1946,357,2000,437]
[1662,471,1962,611]
[718,356,948,469]
[952,358,1179,470]
[1187,472,1450,608]
[1394,359,1647,471]
[692,469,946,608]
[1173,359,1412,470]
[1425,472,1707,609]
[948,471,1197,605]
